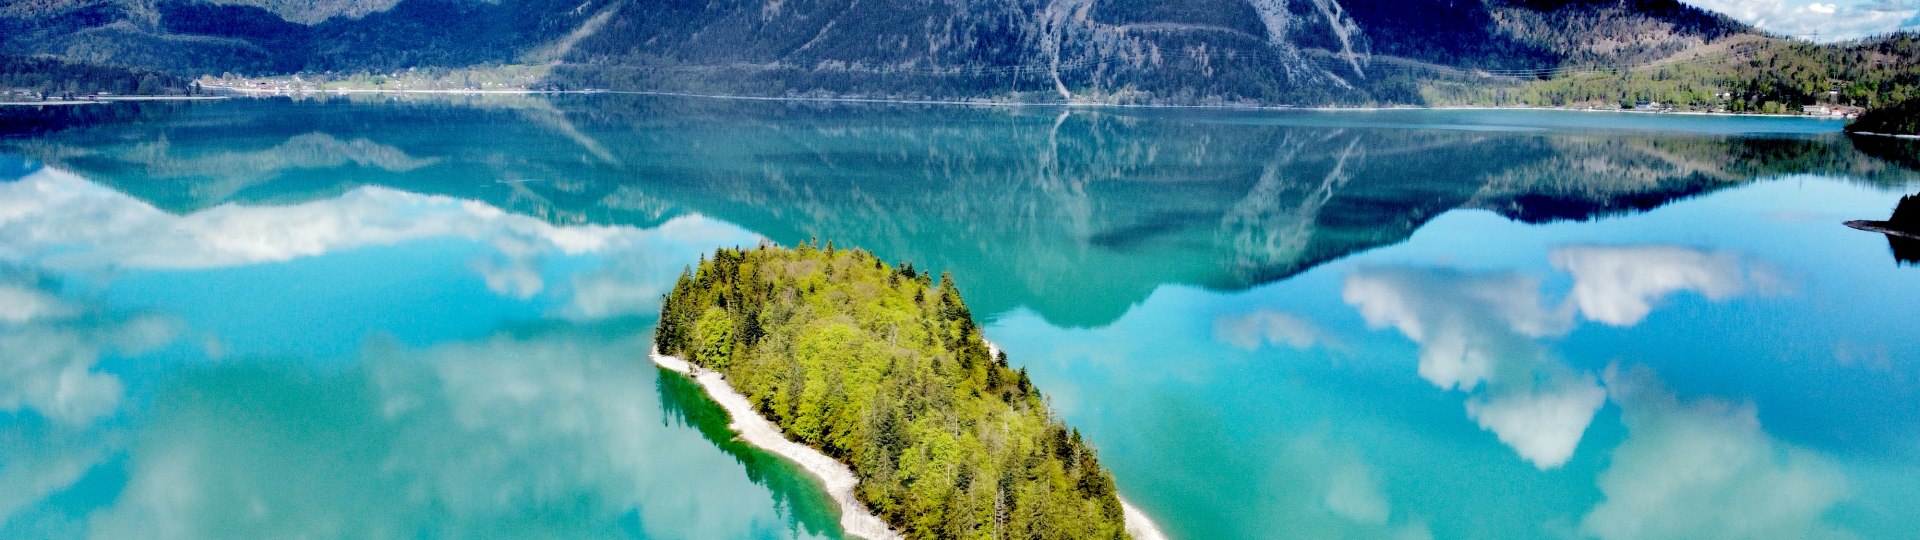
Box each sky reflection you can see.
[0,166,846,539]
[3,97,1917,539]
[987,175,1918,539]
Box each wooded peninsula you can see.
[654,242,1131,539]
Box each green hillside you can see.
[1426,32,1920,113]
[1,54,195,98]
[1848,96,1920,135]
[3,1,1917,108]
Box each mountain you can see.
[1,0,1760,104]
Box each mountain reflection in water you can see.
[2,96,1917,539]
[7,96,1913,326]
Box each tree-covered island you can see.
[654,242,1132,539]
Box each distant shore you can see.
[1,95,226,107]
[1846,131,1920,140]
[651,346,1170,540]
[205,84,561,96]
[188,84,1850,121]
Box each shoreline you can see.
[1845,220,1920,239]
[982,341,1169,540]
[575,91,1853,121]
[1846,131,1920,140]
[1,95,226,107]
[651,347,1169,540]
[651,348,903,540]
[192,84,1846,121]
[201,84,592,96]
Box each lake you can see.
[1,96,1915,539]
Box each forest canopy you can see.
[0,55,194,98]
[655,242,1130,540]
[1848,98,1920,136]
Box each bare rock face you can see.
[200,0,404,24]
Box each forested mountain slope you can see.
[2,0,1776,104]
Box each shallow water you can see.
[1,96,1915,539]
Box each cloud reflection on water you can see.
[1581,364,1849,540]
[1342,245,1776,469]
[0,168,804,538]
[0,275,177,427]
[1214,309,1325,351]
[0,168,622,271]
[76,331,823,540]
[0,167,757,323]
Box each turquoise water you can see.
[1,96,1915,539]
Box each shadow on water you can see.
[1890,235,1920,266]
[1847,133,1920,171]
[653,355,847,540]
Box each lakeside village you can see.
[0,65,548,103]
[199,67,551,95]
[1625,96,1862,118]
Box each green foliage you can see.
[1891,193,1920,228]
[657,242,1128,540]
[1429,32,1920,113]
[1849,99,1920,135]
[0,55,193,98]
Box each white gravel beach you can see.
[652,349,903,540]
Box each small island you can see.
[1846,193,1920,265]
[653,242,1158,539]
[1846,193,1920,237]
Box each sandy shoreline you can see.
[651,347,1169,539]
[651,349,903,540]
[982,341,1170,540]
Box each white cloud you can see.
[1686,0,1918,41]
[1343,268,1597,469]
[0,431,118,531]
[1580,364,1852,540]
[1344,268,1571,392]
[0,167,759,318]
[473,253,545,299]
[1464,377,1607,470]
[1276,431,1418,533]
[1322,456,1391,525]
[1551,245,1766,327]
[0,168,617,271]
[0,283,73,323]
[1214,309,1324,351]
[84,331,822,539]
[0,276,178,426]
[557,218,764,321]
[1341,246,1780,469]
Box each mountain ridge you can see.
[2,0,1767,105]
